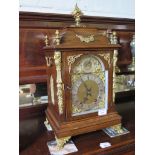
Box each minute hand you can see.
[80,77,92,97]
[80,76,89,91]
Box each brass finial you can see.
[53,30,61,45]
[107,31,118,44]
[44,35,49,47]
[55,30,59,36]
[112,31,116,36]
[112,31,118,44]
[72,3,83,27]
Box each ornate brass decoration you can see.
[94,64,105,77]
[115,66,121,73]
[50,75,55,104]
[44,35,49,46]
[128,57,135,71]
[110,31,118,44]
[102,30,118,45]
[111,124,124,134]
[71,55,106,81]
[71,74,81,83]
[45,56,53,67]
[72,104,82,114]
[71,4,83,27]
[53,30,62,45]
[128,35,135,71]
[67,54,83,73]
[55,136,71,150]
[98,53,111,67]
[54,51,64,114]
[76,34,94,43]
[113,50,118,102]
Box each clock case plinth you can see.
[43,27,122,139]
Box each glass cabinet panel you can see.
[19,83,48,107]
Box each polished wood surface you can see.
[20,124,134,155]
[19,12,135,84]
[19,103,47,121]
[20,101,135,155]
[19,104,47,151]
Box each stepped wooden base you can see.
[46,107,122,139]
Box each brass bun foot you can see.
[111,124,124,134]
[55,136,71,150]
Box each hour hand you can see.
[80,76,89,91]
[82,96,88,103]
[87,88,92,96]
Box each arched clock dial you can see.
[71,54,108,116]
[72,73,105,116]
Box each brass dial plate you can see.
[71,55,107,116]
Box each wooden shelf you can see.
[19,100,135,153]
[19,103,48,121]
[20,120,135,155]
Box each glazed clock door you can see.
[70,54,108,117]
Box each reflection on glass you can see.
[115,74,135,93]
[19,83,48,107]
[128,35,135,71]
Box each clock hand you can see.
[83,81,92,96]
[87,88,92,96]
[80,76,89,91]
[83,96,88,103]
[80,76,92,97]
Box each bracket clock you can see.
[43,5,124,149]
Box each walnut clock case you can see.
[43,27,122,149]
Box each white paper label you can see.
[44,122,52,131]
[98,109,107,116]
[100,142,111,148]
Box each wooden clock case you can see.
[43,26,122,146]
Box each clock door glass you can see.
[71,55,108,116]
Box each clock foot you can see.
[55,135,71,150]
[110,124,124,134]
[103,123,130,138]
